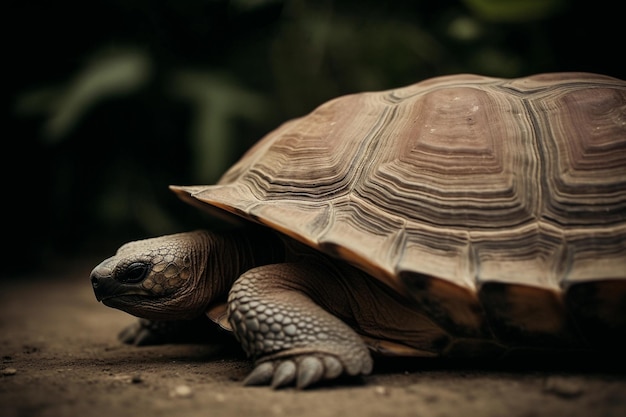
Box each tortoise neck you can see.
[204,227,285,300]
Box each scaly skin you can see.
[228,263,372,388]
[90,229,374,388]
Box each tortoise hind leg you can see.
[227,263,373,389]
[566,279,626,350]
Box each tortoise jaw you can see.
[100,294,149,310]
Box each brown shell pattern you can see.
[173,73,626,347]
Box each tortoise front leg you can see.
[227,263,373,389]
[118,316,219,346]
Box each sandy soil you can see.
[1,260,625,417]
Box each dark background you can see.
[5,0,623,277]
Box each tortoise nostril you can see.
[90,273,100,288]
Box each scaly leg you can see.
[227,263,373,389]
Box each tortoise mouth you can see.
[101,294,170,320]
[91,270,153,304]
[100,293,151,305]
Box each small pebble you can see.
[170,385,193,398]
[374,385,389,396]
[2,367,17,376]
[131,375,143,384]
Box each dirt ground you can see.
[1,259,625,417]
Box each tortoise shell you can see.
[173,72,626,349]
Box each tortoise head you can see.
[90,230,212,320]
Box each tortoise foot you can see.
[228,264,373,389]
[118,319,158,345]
[244,354,349,389]
[118,317,215,346]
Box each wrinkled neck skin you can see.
[198,227,285,311]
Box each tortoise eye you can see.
[119,262,149,283]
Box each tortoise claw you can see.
[243,362,275,386]
[321,356,343,380]
[118,321,142,344]
[296,357,324,389]
[271,361,297,388]
[244,355,353,389]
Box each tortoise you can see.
[90,72,626,389]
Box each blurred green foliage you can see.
[6,0,623,276]
[463,0,566,21]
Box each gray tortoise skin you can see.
[90,72,626,389]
